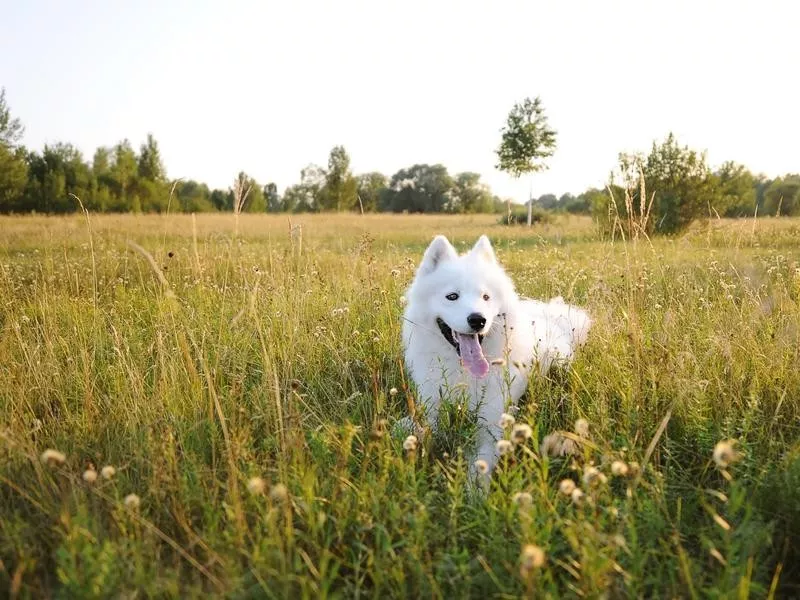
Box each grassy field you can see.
[1,212,799,598]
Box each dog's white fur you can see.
[402,235,591,469]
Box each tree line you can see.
[0,89,507,216]
[531,133,799,234]
[2,87,797,229]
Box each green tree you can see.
[0,88,28,212]
[264,182,281,212]
[495,96,557,225]
[451,172,494,213]
[109,140,139,211]
[137,134,166,182]
[176,180,214,212]
[210,188,231,211]
[91,147,113,212]
[715,161,757,217]
[356,172,387,213]
[763,174,800,216]
[383,164,453,213]
[320,146,357,211]
[24,143,92,213]
[604,133,716,235]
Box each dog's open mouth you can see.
[436,318,489,379]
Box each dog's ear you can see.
[470,235,497,264]
[419,235,457,274]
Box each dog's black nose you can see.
[467,313,486,331]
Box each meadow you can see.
[1,212,799,598]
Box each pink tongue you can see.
[457,333,489,378]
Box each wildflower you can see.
[82,468,98,484]
[611,460,630,477]
[270,483,289,503]
[627,461,641,477]
[512,492,533,509]
[389,387,398,397]
[474,459,489,475]
[713,440,741,469]
[520,544,546,577]
[498,413,516,429]
[124,494,141,510]
[574,418,590,438]
[582,466,607,488]
[247,477,266,495]
[571,487,585,505]
[40,449,66,467]
[511,423,533,445]
[100,465,116,479]
[403,435,418,452]
[496,439,513,456]
[558,479,576,496]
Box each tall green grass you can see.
[0,213,798,597]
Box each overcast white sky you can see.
[1,1,797,202]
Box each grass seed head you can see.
[247,477,266,495]
[582,466,607,487]
[520,544,546,577]
[498,412,516,429]
[40,449,66,467]
[270,483,289,503]
[713,440,741,469]
[574,418,590,438]
[512,491,533,508]
[496,439,513,455]
[124,494,141,510]
[559,479,576,496]
[511,423,533,445]
[611,460,630,477]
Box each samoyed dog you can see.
[402,235,591,470]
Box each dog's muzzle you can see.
[436,317,484,355]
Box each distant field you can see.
[1,213,799,597]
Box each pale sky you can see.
[1,1,797,202]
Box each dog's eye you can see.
[445,293,459,301]
[483,294,490,301]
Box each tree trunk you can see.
[527,180,533,227]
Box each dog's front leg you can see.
[472,377,511,472]
[473,367,529,472]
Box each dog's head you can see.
[406,235,517,378]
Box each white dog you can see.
[402,235,591,470]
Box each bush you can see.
[498,205,551,226]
